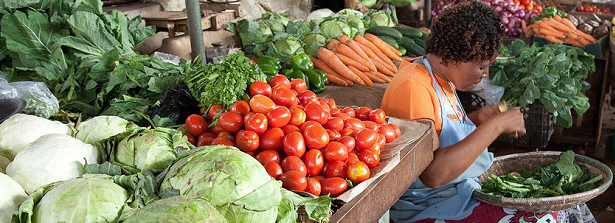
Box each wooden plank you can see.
[200,2,244,17]
[210,11,237,30]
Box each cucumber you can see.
[393,26,423,39]
[420,32,429,41]
[400,37,425,56]
[413,38,426,48]
[398,46,407,56]
[366,26,403,41]
[377,35,400,49]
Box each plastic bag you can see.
[0,73,59,118]
[471,77,504,106]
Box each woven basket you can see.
[473,151,613,213]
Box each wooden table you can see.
[141,11,188,38]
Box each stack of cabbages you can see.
[0,114,331,223]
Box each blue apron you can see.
[390,57,494,223]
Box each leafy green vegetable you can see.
[123,195,228,223]
[489,40,595,128]
[480,151,603,198]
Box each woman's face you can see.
[450,58,494,91]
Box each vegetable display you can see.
[0,114,73,160]
[526,15,596,46]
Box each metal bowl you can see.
[0,98,26,124]
[473,151,613,212]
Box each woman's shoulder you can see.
[391,62,433,88]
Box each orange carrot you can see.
[325,72,348,86]
[327,39,341,50]
[368,70,391,83]
[543,18,573,33]
[560,18,577,30]
[575,30,596,43]
[339,35,351,44]
[335,44,376,71]
[545,35,563,43]
[364,71,385,83]
[370,56,396,77]
[309,54,352,86]
[348,65,374,87]
[354,39,398,72]
[317,48,365,85]
[355,40,376,58]
[553,14,562,22]
[354,35,398,70]
[521,20,528,34]
[538,25,567,39]
[336,52,370,72]
[330,72,354,86]
[364,33,403,62]
[347,40,377,68]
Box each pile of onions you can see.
[432,0,540,38]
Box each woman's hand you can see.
[467,104,499,126]
[487,107,526,136]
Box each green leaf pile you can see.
[489,39,595,127]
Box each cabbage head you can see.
[0,114,72,160]
[0,172,27,223]
[364,10,395,28]
[123,195,227,223]
[13,176,130,223]
[0,155,9,173]
[6,134,99,194]
[75,116,132,147]
[303,33,328,57]
[319,18,353,39]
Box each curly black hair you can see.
[425,0,504,66]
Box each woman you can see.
[381,1,595,223]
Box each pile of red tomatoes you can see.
[183,75,401,197]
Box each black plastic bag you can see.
[150,81,200,125]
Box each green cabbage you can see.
[123,195,228,223]
[0,172,27,223]
[75,116,132,147]
[0,155,9,173]
[364,10,395,28]
[303,33,327,57]
[319,18,353,39]
[0,114,72,160]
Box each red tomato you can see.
[520,0,530,6]
[282,125,301,135]
[207,105,224,120]
[312,175,326,182]
[290,79,308,95]
[244,112,268,135]
[199,132,216,138]
[368,109,386,124]
[379,124,397,143]
[250,95,276,114]
[344,118,366,134]
[281,156,307,176]
[389,123,402,137]
[217,131,235,142]
[288,107,307,127]
[355,128,378,150]
[327,99,337,109]
[339,129,355,137]
[346,152,360,165]
[271,85,299,107]
[326,129,341,141]
[197,136,215,147]
[347,161,370,184]
[256,150,281,164]
[332,112,351,120]
[260,127,285,151]
[217,112,243,133]
[304,102,330,125]
[185,134,196,146]
[209,124,224,135]
[324,141,348,162]
[296,90,318,106]
[236,130,259,152]
[268,75,292,89]
[324,117,344,131]
[303,124,330,150]
[211,137,235,146]
[320,177,348,197]
[369,141,381,156]
[230,100,251,116]
[336,136,356,153]
[362,120,379,131]
[266,106,291,128]
[300,120,321,133]
[305,177,322,196]
[249,80,272,97]
[186,114,208,136]
[318,101,331,113]
[376,133,386,150]
[329,107,341,115]
[283,131,306,158]
[355,107,372,121]
[341,107,356,118]
[263,161,283,180]
[303,149,324,176]
[358,149,380,168]
[534,4,542,13]
[324,160,347,178]
[279,171,307,191]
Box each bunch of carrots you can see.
[309,33,403,87]
[522,15,596,47]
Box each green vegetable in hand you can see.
[290,53,314,72]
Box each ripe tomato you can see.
[209,124,224,135]
[326,129,341,141]
[368,109,386,124]
[379,124,397,143]
[236,130,259,152]
[256,150,281,164]
[230,100,251,116]
[268,75,292,89]
[291,78,307,93]
[283,131,306,158]
[305,177,321,196]
[207,104,224,120]
[216,131,235,142]
[266,106,291,128]
[197,136,215,147]
[355,128,378,150]
[217,112,243,133]
[304,102,330,125]
[347,161,370,184]
[324,160,347,178]
[312,175,326,182]
[344,118,366,134]
[279,171,307,191]
[376,133,386,150]
[534,4,542,13]
[341,107,356,118]
[327,99,337,109]
[186,114,208,136]
[355,107,372,121]
[260,127,285,151]
[288,107,307,127]
[329,107,341,115]
[336,136,356,153]
[185,134,196,146]
[362,120,379,131]
[303,149,324,176]
[282,125,301,135]
[281,156,307,176]
[263,161,283,180]
[300,120,321,133]
[250,80,272,97]
[244,112,268,135]
[250,95,276,114]
[320,177,348,197]
[346,152,360,165]
[296,90,318,106]
[389,123,402,137]
[332,112,351,120]
[211,137,235,146]
[271,85,298,107]
[339,129,355,137]
[358,149,380,168]
[324,141,348,162]
[303,124,329,150]
[324,117,344,131]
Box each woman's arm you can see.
[467,104,499,126]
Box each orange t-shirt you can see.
[380,58,460,135]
